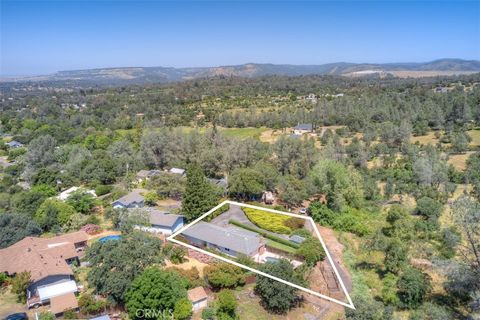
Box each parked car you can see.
[299,207,307,214]
[5,313,28,320]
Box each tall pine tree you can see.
[182,165,218,221]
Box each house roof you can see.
[6,140,23,147]
[293,123,313,131]
[0,231,87,282]
[208,178,228,189]
[113,189,145,206]
[49,292,78,315]
[148,210,183,227]
[187,286,208,302]
[136,170,160,179]
[182,222,263,256]
[169,168,185,175]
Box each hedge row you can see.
[229,219,300,249]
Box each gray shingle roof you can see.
[113,189,145,206]
[182,221,263,256]
[293,123,313,131]
[147,209,183,227]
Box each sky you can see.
[1,1,479,76]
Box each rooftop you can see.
[293,123,313,131]
[49,292,78,315]
[187,286,208,302]
[113,189,145,206]
[182,221,263,256]
[0,231,88,282]
[134,208,184,227]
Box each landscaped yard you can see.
[242,207,303,234]
[266,239,298,254]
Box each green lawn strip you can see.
[229,219,300,249]
[265,239,298,254]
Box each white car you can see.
[299,208,307,214]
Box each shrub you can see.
[174,298,193,320]
[297,238,326,266]
[95,184,113,196]
[217,289,237,318]
[202,307,216,320]
[397,267,432,309]
[242,207,295,234]
[169,246,186,264]
[11,271,31,303]
[204,263,246,289]
[229,219,299,249]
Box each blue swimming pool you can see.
[99,235,122,243]
[265,257,280,263]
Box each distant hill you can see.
[3,59,480,85]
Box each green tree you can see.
[182,165,218,221]
[297,237,326,266]
[66,191,96,214]
[35,199,76,231]
[217,289,237,319]
[397,267,432,309]
[278,175,309,208]
[86,232,164,303]
[255,259,300,313]
[229,167,264,199]
[384,238,409,274]
[11,271,31,303]
[0,213,41,248]
[204,263,246,289]
[38,312,55,320]
[125,268,189,320]
[345,295,387,320]
[173,297,193,320]
[309,159,364,210]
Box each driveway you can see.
[210,204,254,228]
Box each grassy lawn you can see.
[468,129,480,147]
[266,240,298,254]
[0,288,26,319]
[243,207,300,234]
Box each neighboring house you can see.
[57,186,97,201]
[187,286,208,311]
[135,169,161,184]
[305,93,317,103]
[6,140,24,148]
[135,208,184,235]
[169,167,186,176]
[182,221,265,258]
[0,231,88,310]
[112,189,145,209]
[293,123,314,135]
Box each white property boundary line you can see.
[167,200,355,310]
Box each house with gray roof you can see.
[112,189,145,209]
[135,169,161,183]
[182,221,265,257]
[6,140,24,148]
[135,208,184,235]
[293,123,314,135]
